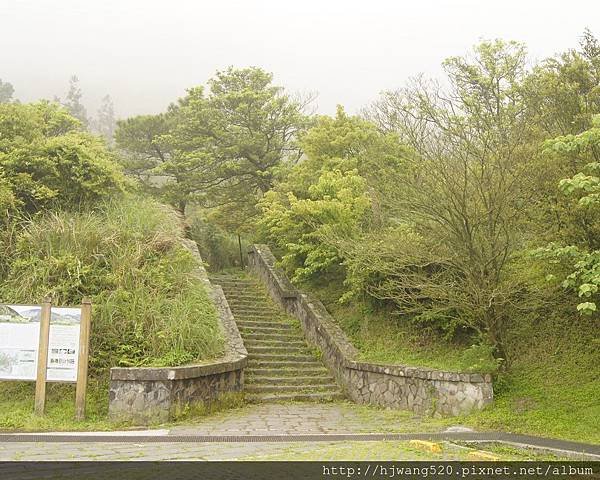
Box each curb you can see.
[0,432,598,459]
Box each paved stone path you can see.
[169,403,426,436]
[0,440,312,461]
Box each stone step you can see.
[209,274,254,280]
[230,304,278,310]
[220,288,263,295]
[244,339,306,348]
[236,320,293,329]
[247,367,330,377]
[230,306,280,313]
[227,295,275,301]
[248,360,323,369]
[216,283,262,289]
[223,292,270,299]
[238,325,297,334]
[231,307,282,318]
[245,392,345,403]
[248,376,334,386]
[248,353,315,362]
[232,311,281,318]
[243,333,300,341]
[212,272,343,405]
[231,306,279,312]
[245,384,339,394]
[214,280,258,287]
[227,298,275,305]
[235,315,288,323]
[247,345,310,355]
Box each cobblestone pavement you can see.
[169,402,436,436]
[0,440,318,461]
[0,439,477,462]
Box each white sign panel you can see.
[0,304,81,382]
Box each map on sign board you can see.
[0,304,81,382]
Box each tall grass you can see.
[0,195,223,374]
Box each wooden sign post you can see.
[75,297,92,420]
[34,297,52,415]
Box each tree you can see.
[115,112,174,193]
[61,75,88,127]
[162,67,311,222]
[95,94,116,144]
[523,29,600,137]
[520,29,600,249]
[258,106,407,281]
[0,79,14,103]
[357,41,537,353]
[534,115,600,315]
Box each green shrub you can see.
[0,195,223,374]
[0,101,127,215]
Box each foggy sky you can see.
[1,0,598,120]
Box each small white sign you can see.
[0,304,81,382]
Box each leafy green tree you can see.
[115,113,172,178]
[357,41,538,353]
[0,79,14,103]
[534,115,600,315]
[114,112,176,203]
[524,29,599,137]
[258,106,406,281]
[0,101,126,214]
[521,30,600,248]
[260,169,371,281]
[162,67,310,222]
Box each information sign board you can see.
[0,305,82,382]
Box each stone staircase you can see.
[210,273,344,403]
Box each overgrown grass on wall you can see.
[0,195,224,374]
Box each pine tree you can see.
[0,79,14,103]
[96,94,116,144]
[63,75,88,127]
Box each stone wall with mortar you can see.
[247,244,493,417]
[108,239,247,424]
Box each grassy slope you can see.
[0,196,224,431]
[464,311,600,444]
[306,280,600,444]
[310,279,472,371]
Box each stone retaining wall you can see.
[108,239,247,424]
[247,244,493,417]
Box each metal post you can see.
[238,234,244,270]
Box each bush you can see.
[0,101,127,215]
[0,196,223,374]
